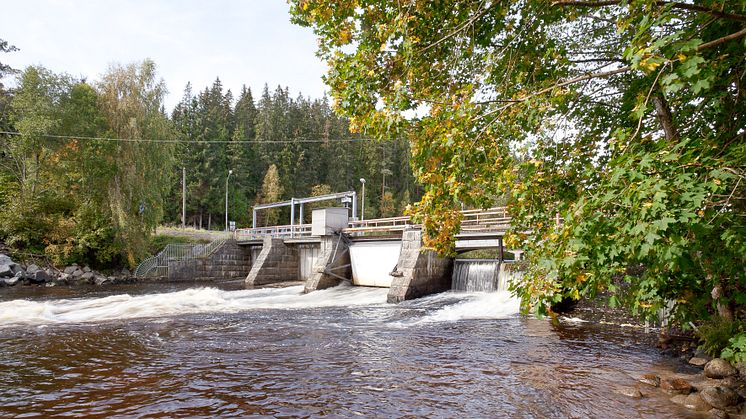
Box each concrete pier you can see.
[304,234,351,293]
[245,237,299,286]
[387,229,454,303]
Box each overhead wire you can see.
[0,130,376,144]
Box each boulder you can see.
[736,363,746,379]
[690,357,710,367]
[701,386,740,409]
[707,408,729,419]
[63,266,77,275]
[661,377,693,395]
[94,275,110,286]
[639,374,661,387]
[3,275,19,286]
[80,271,94,283]
[83,266,91,273]
[706,359,738,379]
[0,263,14,278]
[57,273,71,284]
[684,393,713,411]
[30,270,51,284]
[26,264,40,274]
[71,269,84,278]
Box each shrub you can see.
[697,319,744,358]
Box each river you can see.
[0,281,697,417]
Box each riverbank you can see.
[0,252,135,289]
[564,293,746,417]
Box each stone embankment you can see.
[0,253,132,288]
[625,356,746,418]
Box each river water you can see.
[0,281,696,417]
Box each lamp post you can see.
[225,169,233,231]
[360,178,366,221]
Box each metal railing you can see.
[234,207,512,240]
[234,224,313,241]
[134,239,226,278]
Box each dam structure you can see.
[137,192,522,303]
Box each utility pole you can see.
[225,169,233,232]
[360,178,366,220]
[181,166,186,229]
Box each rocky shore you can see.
[0,253,135,288]
[627,357,746,418]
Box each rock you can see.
[94,275,110,286]
[707,408,729,419]
[706,359,738,379]
[736,363,746,379]
[26,264,40,274]
[691,357,710,367]
[30,270,51,284]
[701,386,740,409]
[671,394,689,405]
[57,273,71,284]
[0,263,14,277]
[121,268,131,276]
[661,377,693,395]
[684,393,713,411]
[45,282,56,287]
[63,266,77,275]
[3,275,19,286]
[83,266,91,273]
[80,272,94,283]
[616,386,643,399]
[72,269,84,278]
[640,374,661,387]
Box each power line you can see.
[0,131,375,144]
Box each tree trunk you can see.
[711,282,734,321]
[208,213,211,231]
[653,93,679,142]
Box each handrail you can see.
[134,239,226,278]
[234,207,511,239]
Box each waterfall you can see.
[451,259,521,292]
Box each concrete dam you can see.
[136,207,522,303]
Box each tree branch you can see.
[552,1,746,23]
[697,26,746,51]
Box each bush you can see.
[721,333,746,364]
[697,318,745,358]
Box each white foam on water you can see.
[415,291,520,323]
[0,283,389,327]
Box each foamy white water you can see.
[417,291,520,323]
[0,284,389,327]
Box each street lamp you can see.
[225,169,233,232]
[360,178,366,221]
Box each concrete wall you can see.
[167,240,252,281]
[245,237,299,286]
[387,229,454,303]
[304,235,351,293]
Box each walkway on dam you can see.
[234,207,511,250]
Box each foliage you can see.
[0,61,175,268]
[721,333,746,365]
[697,319,745,358]
[290,0,746,323]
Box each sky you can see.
[0,0,328,111]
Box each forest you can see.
[0,45,417,268]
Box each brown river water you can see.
[0,281,698,417]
